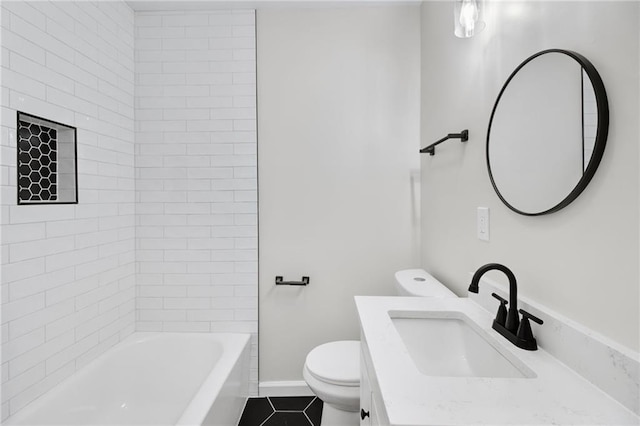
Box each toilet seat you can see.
[304,341,360,387]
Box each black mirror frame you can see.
[486,49,609,216]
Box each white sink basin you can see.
[391,313,531,378]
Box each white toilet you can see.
[303,269,457,425]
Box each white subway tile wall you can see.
[134,10,258,394]
[0,1,135,420]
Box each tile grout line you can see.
[302,411,315,426]
[302,396,315,411]
[257,397,277,426]
[303,396,317,426]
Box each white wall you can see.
[134,10,258,393]
[257,6,421,383]
[0,2,135,420]
[420,1,639,351]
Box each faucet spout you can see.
[468,263,519,333]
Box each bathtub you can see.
[5,333,251,426]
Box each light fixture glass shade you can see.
[454,0,486,38]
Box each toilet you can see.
[303,269,457,425]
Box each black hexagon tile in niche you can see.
[18,165,30,177]
[28,171,41,184]
[18,119,59,202]
[29,159,42,170]
[18,139,30,152]
[18,124,30,140]
[29,182,42,194]
[18,176,30,188]
[29,134,41,147]
[18,189,30,201]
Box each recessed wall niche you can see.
[17,111,77,205]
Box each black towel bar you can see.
[420,129,469,155]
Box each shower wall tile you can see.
[134,9,258,395]
[0,1,135,421]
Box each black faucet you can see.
[468,263,543,350]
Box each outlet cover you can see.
[477,207,490,241]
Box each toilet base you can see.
[320,404,359,426]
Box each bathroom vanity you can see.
[356,295,639,426]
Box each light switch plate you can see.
[477,207,490,241]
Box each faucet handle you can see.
[519,309,543,325]
[491,293,508,326]
[516,309,544,350]
[491,292,508,304]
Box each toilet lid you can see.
[305,341,360,387]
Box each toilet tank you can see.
[394,269,457,298]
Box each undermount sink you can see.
[391,313,532,378]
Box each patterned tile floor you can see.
[238,396,323,426]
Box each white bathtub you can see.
[6,333,251,426]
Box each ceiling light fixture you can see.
[454,0,486,38]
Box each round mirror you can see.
[487,49,609,216]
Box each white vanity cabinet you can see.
[355,296,640,426]
[360,334,389,426]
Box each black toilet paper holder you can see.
[275,276,310,286]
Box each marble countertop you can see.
[355,296,640,426]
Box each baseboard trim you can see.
[258,381,313,397]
